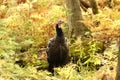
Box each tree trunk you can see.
[89,0,98,14]
[66,0,89,39]
[116,36,120,80]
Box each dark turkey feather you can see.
[46,20,69,73]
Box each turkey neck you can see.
[56,24,64,37]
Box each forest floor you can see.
[0,0,120,80]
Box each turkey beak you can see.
[58,21,64,28]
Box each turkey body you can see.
[46,21,69,73]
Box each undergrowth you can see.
[0,0,119,80]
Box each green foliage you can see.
[70,39,104,70]
[55,64,81,80]
[0,59,50,80]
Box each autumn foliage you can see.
[0,0,120,80]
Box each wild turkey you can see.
[46,20,69,73]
